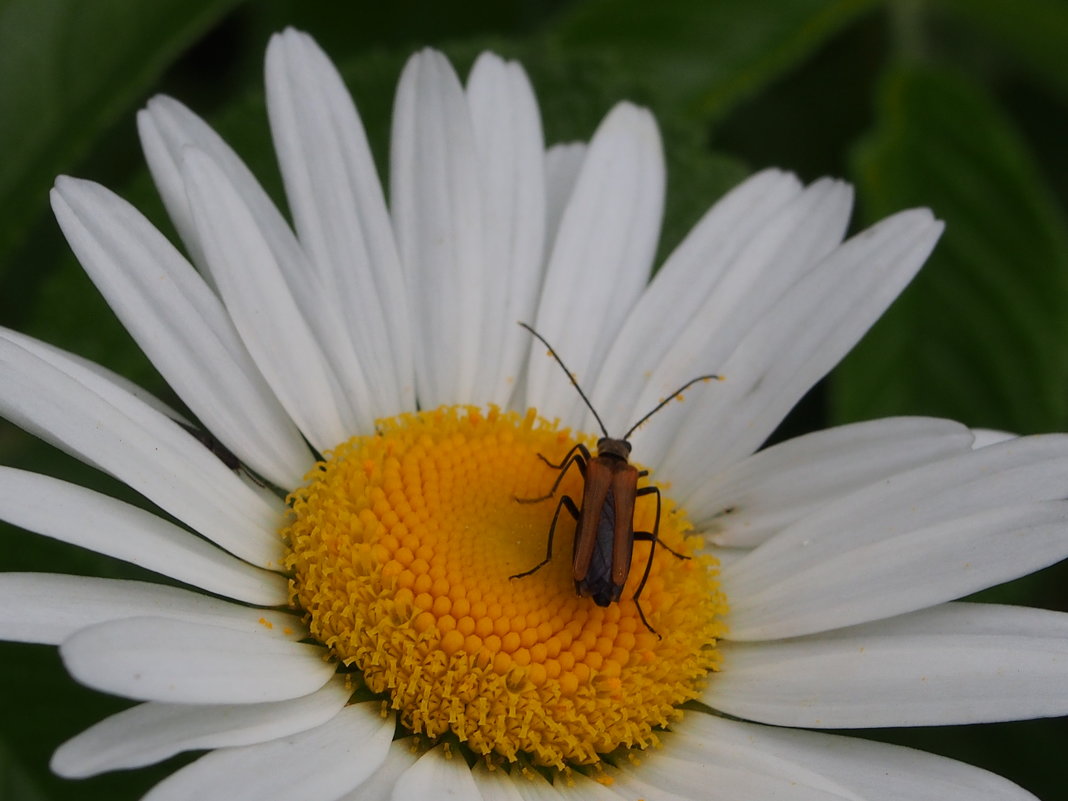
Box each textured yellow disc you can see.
[283,405,727,768]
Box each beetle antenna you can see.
[519,322,610,438]
[622,374,722,441]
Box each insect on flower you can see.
[511,322,721,636]
[178,421,268,488]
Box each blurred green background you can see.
[1,0,1067,798]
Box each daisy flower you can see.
[3,27,1068,801]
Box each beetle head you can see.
[596,437,632,461]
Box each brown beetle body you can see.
[511,323,719,635]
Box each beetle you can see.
[178,421,268,488]
[510,322,720,636]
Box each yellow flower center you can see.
[283,405,726,769]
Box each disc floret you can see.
[283,405,726,768]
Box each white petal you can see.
[137,98,211,278]
[568,774,629,801]
[526,103,665,429]
[465,52,547,405]
[140,702,393,801]
[469,763,527,801]
[0,573,296,645]
[972,428,1017,448]
[707,602,1068,728]
[61,617,334,704]
[605,767,719,801]
[692,417,975,547]
[590,168,810,434]
[3,331,190,425]
[265,29,414,414]
[0,468,284,604]
[728,501,1068,640]
[543,142,586,259]
[496,770,625,801]
[336,738,419,801]
[724,433,1068,639]
[142,97,377,437]
[708,545,752,569]
[0,332,284,568]
[52,676,350,777]
[504,773,563,801]
[642,714,863,801]
[138,95,312,296]
[656,209,944,496]
[391,49,485,408]
[670,714,1038,801]
[609,751,856,801]
[50,177,312,488]
[182,147,367,448]
[392,745,482,800]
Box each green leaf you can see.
[832,66,1068,432]
[935,0,1068,101]
[549,0,875,119]
[0,737,49,801]
[0,0,245,268]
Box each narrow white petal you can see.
[708,545,752,569]
[972,428,1017,447]
[543,142,586,258]
[137,100,211,278]
[182,147,367,448]
[391,49,485,408]
[656,209,944,495]
[0,332,284,568]
[724,434,1068,639]
[633,178,852,448]
[526,103,665,430]
[0,573,296,645]
[568,774,629,801]
[610,752,856,801]
[51,177,312,488]
[0,468,284,605]
[605,768,714,801]
[727,501,1068,640]
[642,715,863,801]
[504,773,563,801]
[5,331,190,424]
[140,703,393,801]
[52,676,350,777]
[707,602,1068,728]
[392,745,482,800]
[498,770,623,801]
[336,738,419,801]
[61,617,334,704]
[469,763,526,801]
[590,168,809,434]
[141,97,377,436]
[266,29,414,414]
[138,96,314,296]
[670,714,1038,801]
[693,417,974,547]
[465,52,547,405]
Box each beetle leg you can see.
[514,445,589,504]
[626,485,662,637]
[536,442,592,470]
[632,485,695,640]
[634,599,660,639]
[509,494,580,579]
[633,486,690,559]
